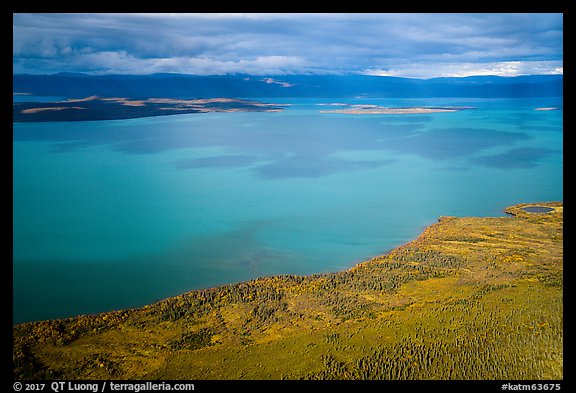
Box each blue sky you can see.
[13,13,563,78]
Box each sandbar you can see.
[319,104,473,115]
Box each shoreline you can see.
[14,201,562,327]
[13,201,563,379]
[13,96,480,122]
[13,96,287,122]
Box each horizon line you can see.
[12,72,565,80]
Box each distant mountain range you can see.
[13,73,563,99]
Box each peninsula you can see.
[13,96,286,122]
[13,202,563,380]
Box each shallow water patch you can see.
[521,206,554,213]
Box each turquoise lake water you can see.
[13,97,563,324]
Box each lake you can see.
[13,97,563,324]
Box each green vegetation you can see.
[13,202,563,380]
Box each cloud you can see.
[14,51,308,75]
[13,13,563,77]
[261,78,295,87]
[363,61,564,78]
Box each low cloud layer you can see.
[13,13,563,78]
